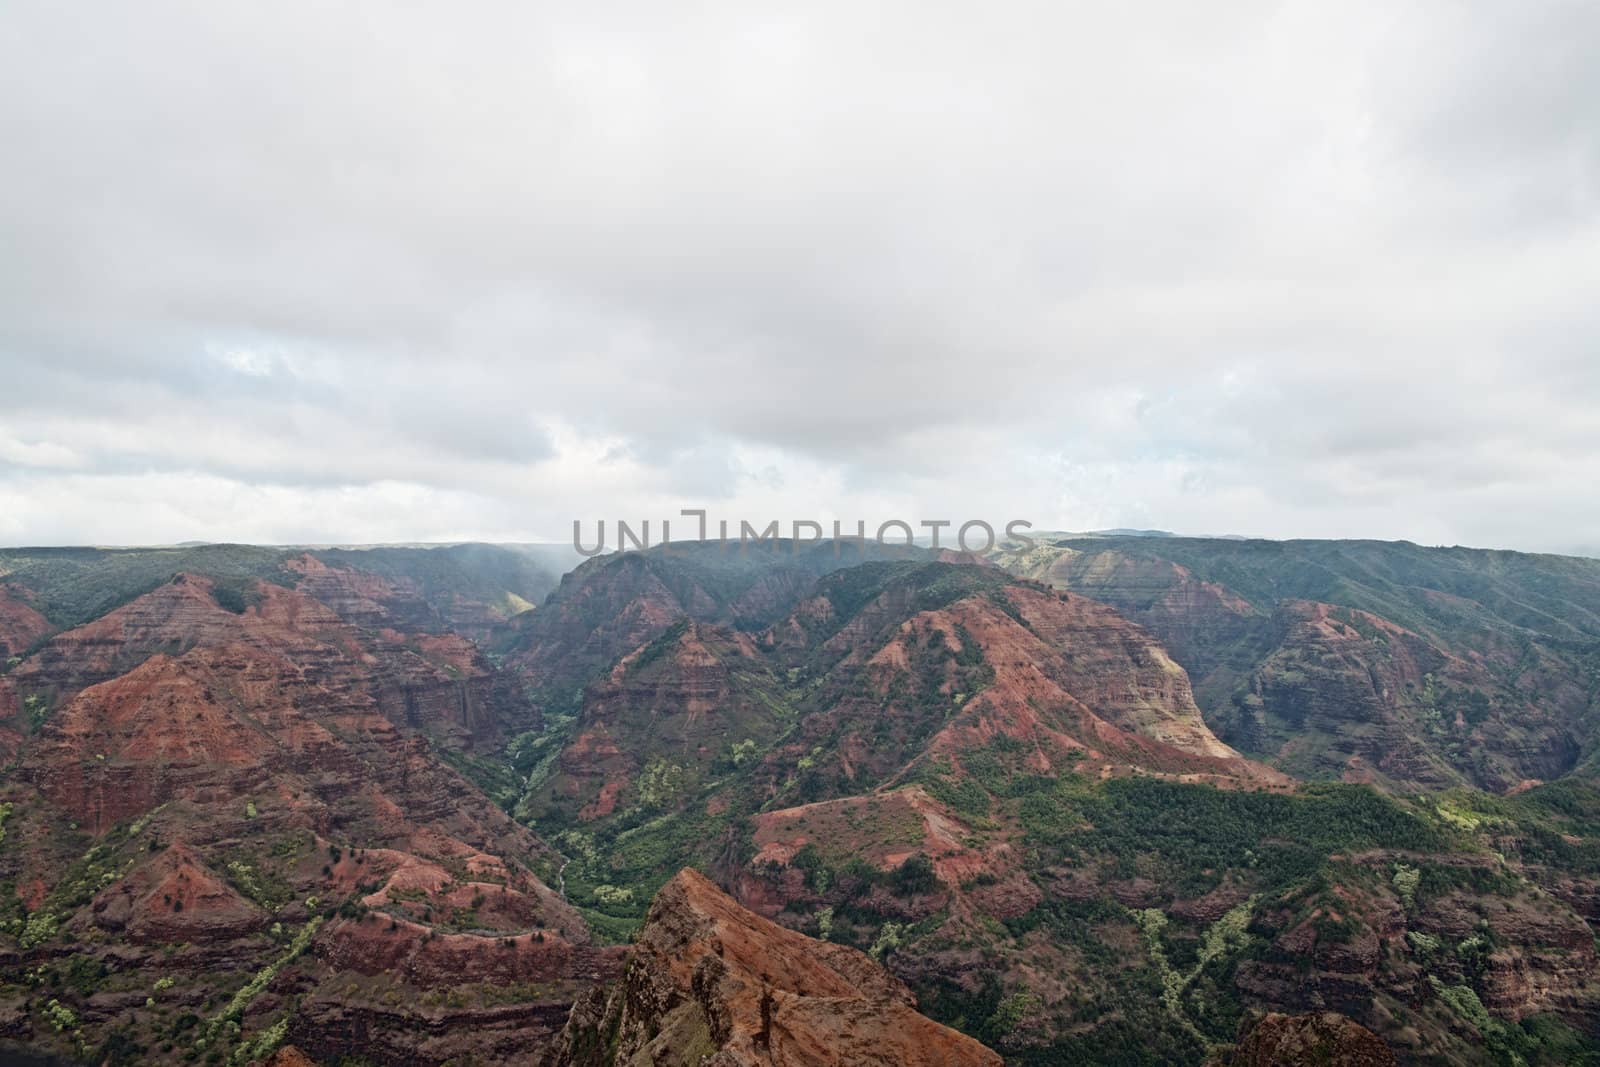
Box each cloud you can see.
[1,1,1597,553]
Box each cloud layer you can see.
[3,2,1597,552]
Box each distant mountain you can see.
[496,540,953,710]
[989,536,1600,792]
[0,542,560,636]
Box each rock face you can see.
[989,536,1600,791]
[500,541,940,708]
[263,1048,319,1067]
[11,573,521,749]
[94,840,268,943]
[926,583,1271,774]
[280,546,559,640]
[748,562,1284,805]
[546,869,1002,1067]
[0,559,599,1065]
[1229,1011,1396,1067]
[0,582,51,660]
[23,638,566,873]
[521,621,788,824]
[1233,600,1582,790]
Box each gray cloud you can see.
[1,1,1597,552]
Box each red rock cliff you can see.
[545,868,1002,1066]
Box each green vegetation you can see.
[0,545,294,627]
[985,990,1042,1035]
[0,541,556,629]
[868,920,907,960]
[436,743,525,811]
[999,535,1600,792]
[1043,536,1600,645]
[202,916,322,1045]
[223,855,293,910]
[634,758,690,812]
[208,576,261,615]
[1014,777,1449,895]
[231,1013,290,1066]
[1135,897,1258,1046]
[44,997,78,1031]
[627,619,690,675]
[1393,863,1420,911]
[23,692,50,730]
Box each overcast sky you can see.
[2,2,1597,554]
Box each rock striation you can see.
[545,868,1002,1066]
[0,582,51,660]
[1228,1011,1396,1067]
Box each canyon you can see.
[3,537,1600,1064]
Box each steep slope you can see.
[734,773,1600,1063]
[525,561,1281,934]
[498,540,944,710]
[288,543,555,640]
[991,537,1600,791]
[752,562,1282,808]
[0,542,557,635]
[545,868,1001,1066]
[0,567,610,1064]
[526,558,1317,1062]
[1231,600,1580,789]
[8,573,523,749]
[1228,1012,1397,1067]
[519,621,791,828]
[0,582,51,661]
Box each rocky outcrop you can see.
[92,840,267,943]
[1414,890,1597,1021]
[546,868,1002,1066]
[958,583,1256,765]
[754,569,1284,802]
[1228,1011,1396,1067]
[989,544,1269,684]
[263,1048,320,1067]
[286,553,421,630]
[290,996,581,1067]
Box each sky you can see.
[2,2,1597,555]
